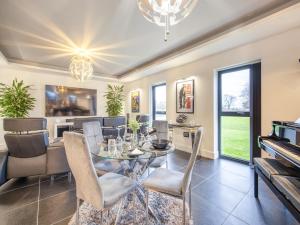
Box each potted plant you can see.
[104,84,125,117]
[0,79,35,118]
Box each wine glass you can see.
[116,127,123,155]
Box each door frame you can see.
[217,63,261,165]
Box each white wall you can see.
[0,65,121,149]
[125,27,300,159]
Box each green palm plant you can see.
[0,79,36,118]
[104,84,125,116]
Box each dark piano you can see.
[259,120,300,167]
[255,121,300,223]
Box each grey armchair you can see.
[2,118,70,181]
[143,127,204,224]
[63,132,136,224]
[82,121,129,176]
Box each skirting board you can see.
[176,147,218,159]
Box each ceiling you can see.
[0,0,296,79]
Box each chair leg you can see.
[146,190,149,225]
[166,155,168,169]
[50,175,55,183]
[115,198,124,225]
[183,196,186,225]
[189,185,192,219]
[147,168,150,176]
[76,198,80,225]
[254,169,258,198]
[68,172,72,183]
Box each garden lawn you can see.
[221,116,250,161]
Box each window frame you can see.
[152,83,167,121]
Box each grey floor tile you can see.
[0,176,40,194]
[223,215,249,225]
[191,193,229,225]
[193,179,246,213]
[40,176,75,200]
[53,216,72,225]
[0,182,39,214]
[232,193,299,225]
[0,202,38,225]
[212,169,252,194]
[191,160,219,178]
[38,189,76,225]
[219,159,253,179]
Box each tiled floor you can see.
[0,150,299,225]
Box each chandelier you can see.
[69,55,93,82]
[137,0,198,41]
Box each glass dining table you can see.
[91,141,176,223]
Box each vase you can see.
[131,132,138,148]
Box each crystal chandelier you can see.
[137,0,198,41]
[69,55,93,82]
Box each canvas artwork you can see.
[176,79,194,113]
[131,90,140,113]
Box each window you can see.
[152,83,166,120]
[218,62,261,164]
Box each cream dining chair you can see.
[143,127,204,224]
[63,132,137,225]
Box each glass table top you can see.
[91,142,175,160]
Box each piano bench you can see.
[254,158,300,180]
[272,175,300,212]
[254,157,300,222]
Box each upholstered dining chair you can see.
[83,121,129,176]
[63,132,136,225]
[148,120,169,169]
[143,127,204,224]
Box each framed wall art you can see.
[131,90,140,113]
[176,79,194,113]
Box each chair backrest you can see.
[5,132,48,158]
[152,120,168,140]
[103,116,125,127]
[63,132,104,209]
[3,118,49,158]
[137,115,149,135]
[82,121,103,155]
[182,127,204,194]
[136,115,149,123]
[72,117,103,130]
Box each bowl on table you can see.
[151,139,169,149]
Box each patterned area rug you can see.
[68,192,192,225]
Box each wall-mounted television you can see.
[45,85,97,117]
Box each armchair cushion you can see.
[46,143,70,175]
[7,154,46,179]
[0,151,8,185]
[143,168,184,196]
